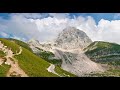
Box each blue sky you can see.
[72,13,115,23]
[1,13,120,44]
[0,13,120,24]
[69,13,120,24]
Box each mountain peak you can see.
[55,27,92,50]
[28,38,40,46]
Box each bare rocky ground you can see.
[51,48,106,76]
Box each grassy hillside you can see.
[0,38,75,77]
[35,49,62,66]
[0,43,9,77]
[55,66,76,77]
[0,38,20,53]
[84,41,120,65]
[6,38,32,52]
[0,51,5,57]
[85,66,120,77]
[15,47,58,77]
[0,64,10,77]
[0,38,58,77]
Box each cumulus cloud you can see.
[10,13,49,19]
[31,15,120,44]
[1,13,120,44]
[0,14,41,41]
[0,13,73,42]
[97,19,120,44]
[29,15,99,42]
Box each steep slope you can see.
[28,39,62,66]
[6,38,33,52]
[53,27,105,76]
[0,38,58,77]
[84,41,120,65]
[0,64,10,77]
[52,48,104,76]
[0,38,75,77]
[84,41,120,77]
[0,51,5,57]
[55,27,92,50]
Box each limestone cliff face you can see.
[28,39,42,53]
[55,27,92,50]
[52,48,104,76]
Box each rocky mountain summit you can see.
[55,27,92,50]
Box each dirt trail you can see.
[0,41,28,77]
[47,64,61,77]
[6,58,28,77]
[0,58,4,65]
[15,47,22,55]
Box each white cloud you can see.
[76,16,98,41]
[10,13,49,19]
[40,15,97,42]
[29,17,68,42]
[29,15,98,42]
[97,19,120,44]
[1,13,120,44]
[0,14,41,41]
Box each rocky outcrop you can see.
[55,27,92,50]
[28,39,53,53]
[52,48,104,76]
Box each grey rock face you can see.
[28,39,40,47]
[52,49,104,76]
[55,27,92,50]
[28,39,53,53]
